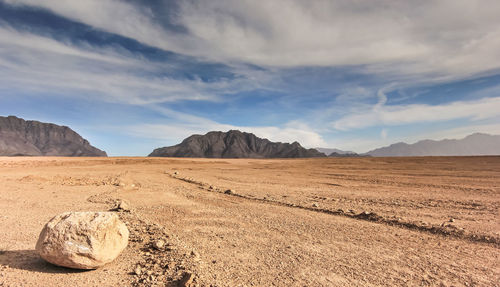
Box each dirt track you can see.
[0,157,499,286]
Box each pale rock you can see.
[110,199,131,212]
[36,212,129,269]
[153,239,165,250]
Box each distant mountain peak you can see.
[366,133,500,157]
[0,115,107,156]
[315,147,356,155]
[149,130,326,158]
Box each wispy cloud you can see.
[0,26,265,105]
[6,0,500,80]
[128,121,326,148]
[1,0,499,155]
[333,96,500,131]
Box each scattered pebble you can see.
[224,189,233,195]
[110,199,131,212]
[178,272,194,287]
[134,266,142,275]
[153,239,165,250]
[190,250,200,261]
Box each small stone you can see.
[449,218,455,222]
[224,189,233,195]
[134,266,142,275]
[209,186,214,190]
[191,250,200,260]
[312,203,319,208]
[153,240,165,250]
[174,171,179,175]
[178,272,194,287]
[110,199,131,212]
[147,270,153,276]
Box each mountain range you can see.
[0,116,106,156]
[149,130,326,158]
[364,133,500,156]
[1,115,498,157]
[315,147,356,156]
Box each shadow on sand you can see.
[0,249,91,274]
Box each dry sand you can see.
[0,156,499,286]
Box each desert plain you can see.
[0,156,499,286]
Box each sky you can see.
[1,0,500,156]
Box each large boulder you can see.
[36,212,129,269]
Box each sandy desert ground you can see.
[0,156,499,286]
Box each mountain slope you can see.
[149,130,325,158]
[0,115,107,156]
[366,133,500,156]
[315,147,356,155]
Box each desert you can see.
[0,156,499,286]
[2,1,500,286]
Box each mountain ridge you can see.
[149,130,326,158]
[0,115,107,156]
[315,147,356,155]
[365,133,500,156]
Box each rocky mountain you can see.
[328,152,367,157]
[366,133,500,157]
[149,130,326,158]
[315,147,356,155]
[0,115,107,156]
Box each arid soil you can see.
[0,156,499,286]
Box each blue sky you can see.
[0,0,499,156]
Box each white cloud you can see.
[333,96,500,130]
[5,0,500,80]
[380,129,388,140]
[0,26,263,105]
[128,120,326,149]
[2,0,499,155]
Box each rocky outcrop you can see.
[149,130,326,158]
[0,115,106,156]
[36,212,129,269]
[366,133,500,157]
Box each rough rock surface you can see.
[149,130,326,158]
[0,115,106,156]
[35,212,129,269]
